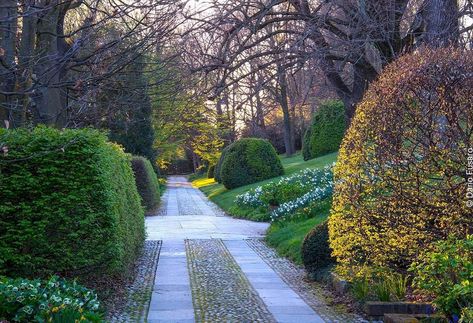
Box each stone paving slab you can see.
[224,240,325,323]
[247,239,368,323]
[147,240,195,323]
[146,215,269,240]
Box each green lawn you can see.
[192,151,337,263]
[266,199,331,264]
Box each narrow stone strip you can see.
[108,240,162,322]
[166,188,179,216]
[147,240,195,323]
[185,239,275,322]
[157,190,168,216]
[224,240,326,323]
[246,239,368,323]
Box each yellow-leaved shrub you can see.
[329,47,473,276]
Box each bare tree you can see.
[184,0,472,125]
[0,0,184,128]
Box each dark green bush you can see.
[214,146,230,183]
[0,276,103,322]
[0,127,145,280]
[207,164,215,178]
[302,100,345,161]
[220,138,284,189]
[301,221,335,279]
[131,156,160,214]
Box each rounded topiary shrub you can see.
[131,156,160,214]
[207,164,215,178]
[0,127,145,280]
[329,47,473,276]
[302,100,345,161]
[220,138,284,189]
[214,146,230,183]
[301,221,335,279]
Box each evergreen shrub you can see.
[131,156,160,214]
[0,127,145,280]
[220,138,283,189]
[301,221,335,278]
[302,100,345,161]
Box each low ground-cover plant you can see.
[0,127,145,280]
[131,156,160,214]
[410,236,473,322]
[220,138,283,189]
[349,270,409,303]
[235,164,334,221]
[0,276,103,322]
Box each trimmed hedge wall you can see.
[301,221,335,278]
[131,156,160,214]
[220,138,284,189]
[302,100,345,161]
[0,127,145,280]
[207,164,215,178]
[214,146,230,183]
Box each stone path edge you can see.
[246,239,368,323]
[141,240,162,323]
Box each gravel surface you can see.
[185,239,276,322]
[107,240,162,322]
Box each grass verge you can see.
[265,198,331,264]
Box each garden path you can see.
[145,176,355,323]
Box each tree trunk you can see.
[277,64,295,156]
[33,1,68,127]
[343,63,378,123]
[255,94,265,128]
[14,0,37,127]
[423,0,459,47]
[0,1,18,127]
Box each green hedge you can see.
[0,127,145,280]
[131,156,160,214]
[220,138,284,189]
[302,100,345,161]
[301,221,335,279]
[207,164,215,178]
[214,146,230,183]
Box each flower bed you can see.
[0,276,102,322]
[235,164,334,221]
